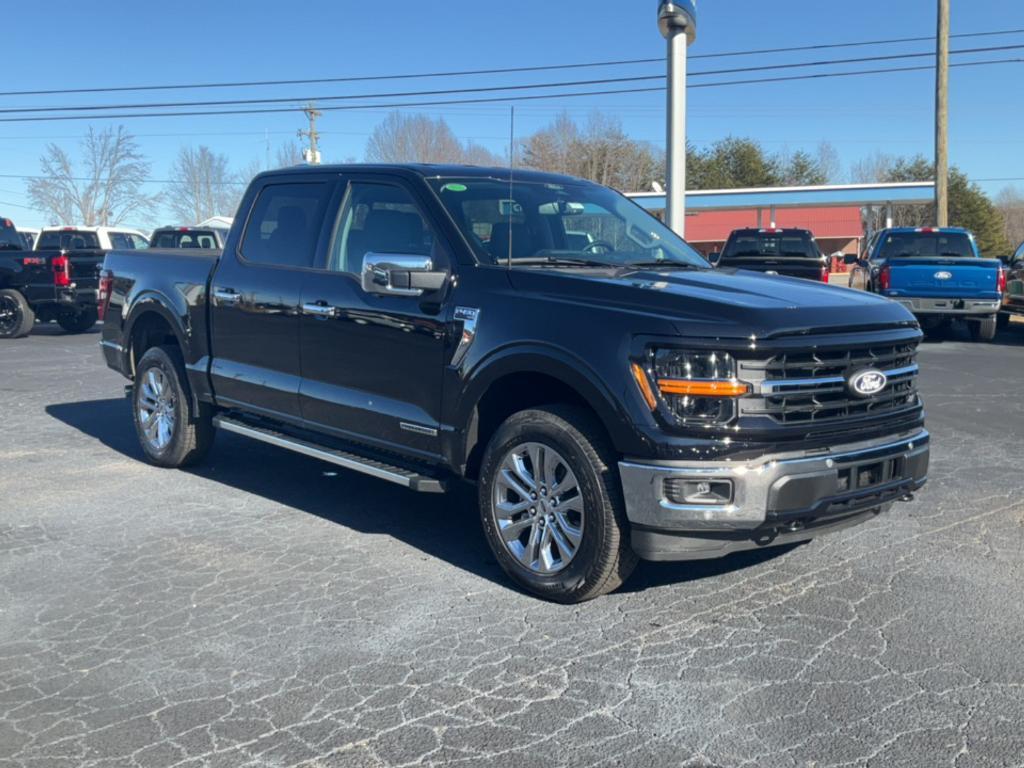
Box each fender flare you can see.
[123,291,190,372]
[453,342,647,467]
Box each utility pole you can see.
[935,0,949,226]
[298,103,322,165]
[658,1,697,237]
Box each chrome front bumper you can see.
[619,430,929,561]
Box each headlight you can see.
[631,349,749,426]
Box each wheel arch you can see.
[455,345,644,481]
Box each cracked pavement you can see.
[1,324,1023,767]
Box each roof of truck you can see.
[257,163,597,186]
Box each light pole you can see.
[935,0,949,226]
[658,0,697,237]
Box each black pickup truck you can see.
[100,164,929,602]
[0,219,102,338]
[712,227,830,283]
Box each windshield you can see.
[428,177,708,269]
[721,232,820,260]
[0,218,22,251]
[877,232,976,259]
[37,230,101,250]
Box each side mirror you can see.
[361,253,448,297]
[708,252,721,266]
[843,254,858,266]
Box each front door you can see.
[209,177,335,420]
[298,177,451,459]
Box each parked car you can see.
[711,228,830,282]
[998,240,1024,328]
[18,227,39,250]
[35,226,149,251]
[848,227,1005,341]
[0,218,103,338]
[99,164,929,602]
[149,226,229,250]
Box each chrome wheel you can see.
[137,368,176,451]
[493,442,584,574]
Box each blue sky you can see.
[2,0,1022,229]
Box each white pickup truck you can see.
[35,226,149,251]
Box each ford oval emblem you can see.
[849,369,888,397]
[934,271,953,280]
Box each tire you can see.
[56,307,98,334]
[0,289,35,339]
[969,315,997,343]
[478,405,637,603]
[132,345,214,468]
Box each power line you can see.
[0,57,1019,125]
[5,43,1023,117]
[0,27,1020,99]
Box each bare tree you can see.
[849,150,897,184]
[815,141,842,184]
[275,140,305,168]
[165,146,241,223]
[27,126,157,225]
[522,111,663,192]
[365,112,501,165]
[995,186,1024,251]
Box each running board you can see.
[213,416,446,493]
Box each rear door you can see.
[209,175,336,421]
[297,174,451,458]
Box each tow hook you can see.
[898,493,915,503]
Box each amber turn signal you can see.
[631,363,659,411]
[656,379,750,397]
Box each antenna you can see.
[507,104,515,271]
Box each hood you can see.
[507,265,915,339]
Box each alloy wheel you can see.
[493,441,585,574]
[137,368,176,451]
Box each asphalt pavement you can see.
[1,322,1023,768]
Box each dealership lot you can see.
[1,326,1023,767]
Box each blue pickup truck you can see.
[848,227,1005,342]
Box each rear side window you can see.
[152,230,220,249]
[723,233,818,259]
[0,218,22,251]
[37,230,100,250]
[240,182,331,268]
[109,232,149,250]
[877,232,976,259]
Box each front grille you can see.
[742,340,920,426]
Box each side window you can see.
[109,232,133,249]
[240,182,330,268]
[130,234,149,249]
[326,182,438,275]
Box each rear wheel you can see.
[56,307,98,334]
[478,405,637,603]
[132,345,214,468]
[0,289,34,339]
[969,315,997,342]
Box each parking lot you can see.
[0,325,1022,768]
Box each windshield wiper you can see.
[625,260,705,270]
[512,255,619,268]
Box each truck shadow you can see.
[921,322,1024,347]
[46,397,796,598]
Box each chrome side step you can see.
[213,416,446,493]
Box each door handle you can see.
[302,302,338,318]
[213,288,240,304]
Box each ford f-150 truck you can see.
[848,227,1005,341]
[0,218,103,338]
[712,228,830,282]
[99,165,930,602]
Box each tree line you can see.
[22,114,1021,256]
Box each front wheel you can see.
[968,315,997,342]
[56,307,98,334]
[132,345,214,468]
[0,289,34,339]
[478,405,637,603]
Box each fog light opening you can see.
[664,478,734,505]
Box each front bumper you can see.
[619,430,929,561]
[889,297,1000,316]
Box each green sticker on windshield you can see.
[442,183,467,193]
